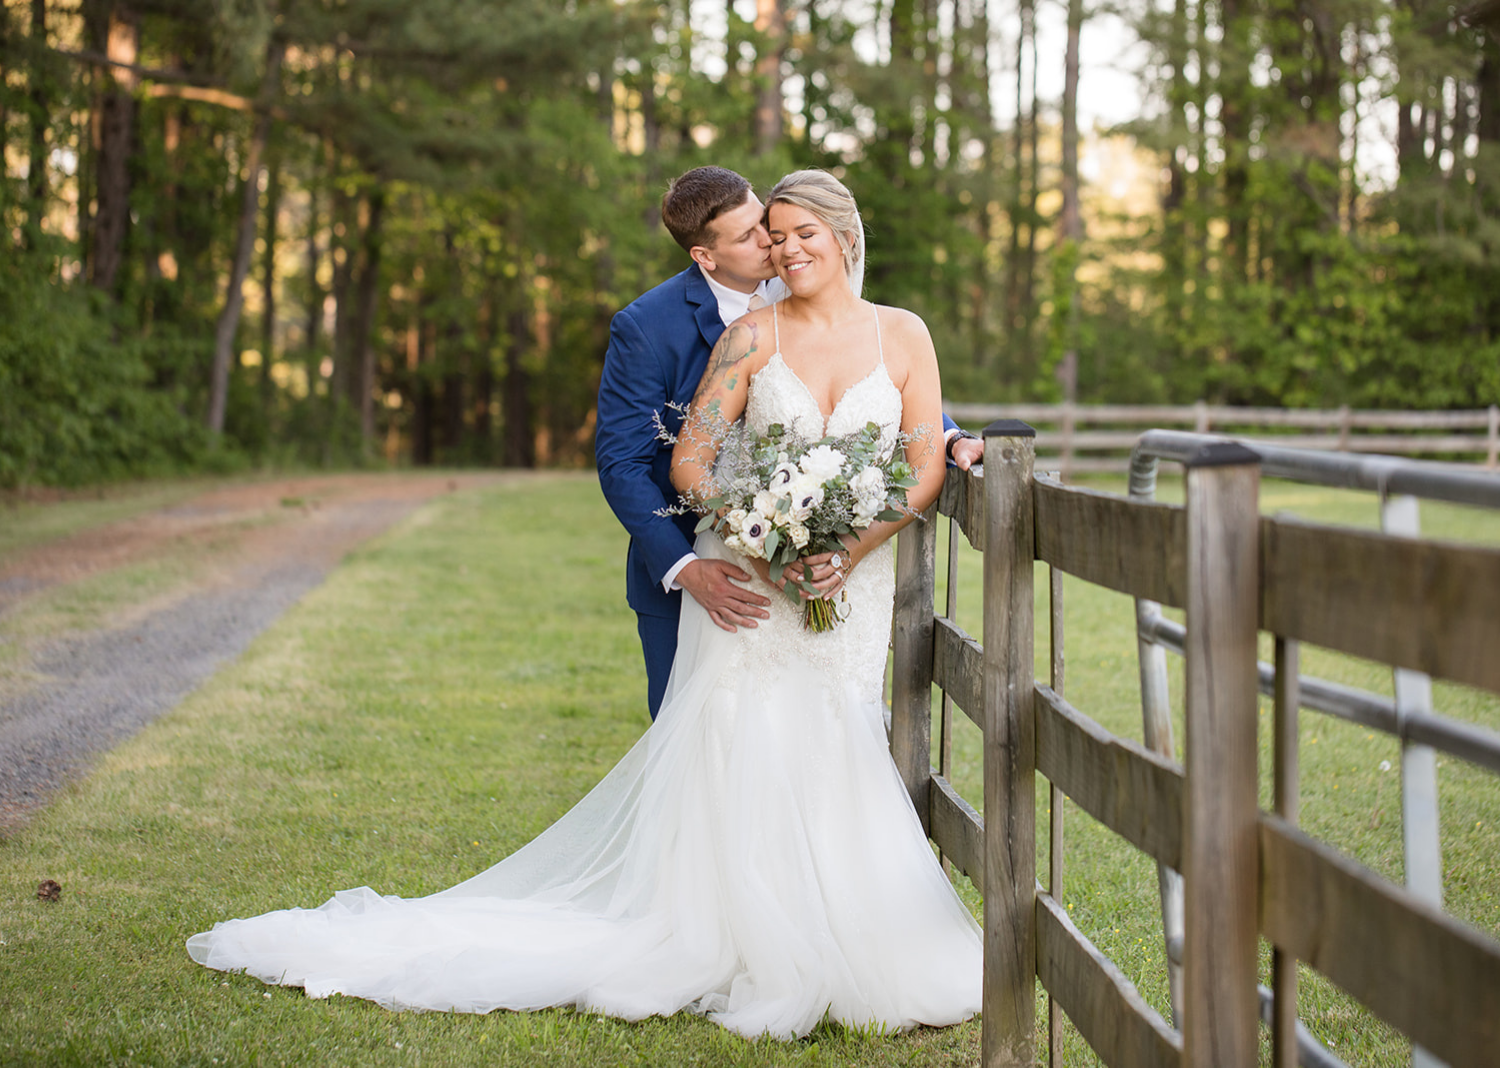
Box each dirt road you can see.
[0,472,503,831]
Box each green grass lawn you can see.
[0,474,980,1067]
[1,471,1496,1067]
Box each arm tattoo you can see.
[691,322,760,408]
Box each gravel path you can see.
[0,475,499,830]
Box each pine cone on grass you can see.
[36,879,61,902]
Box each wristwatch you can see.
[946,429,979,462]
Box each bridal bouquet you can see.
[660,412,922,631]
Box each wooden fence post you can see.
[982,419,1037,1068]
[892,504,937,832]
[1181,442,1261,1068]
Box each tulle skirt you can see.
[186,535,982,1039]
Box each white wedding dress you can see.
[186,307,983,1039]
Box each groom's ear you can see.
[689,245,716,273]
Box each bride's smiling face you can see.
[767,203,848,295]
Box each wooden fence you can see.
[941,403,1500,475]
[889,422,1500,1067]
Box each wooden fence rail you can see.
[890,424,1500,1067]
[940,402,1500,475]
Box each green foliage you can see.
[0,257,219,488]
[5,0,1500,488]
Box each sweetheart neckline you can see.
[751,353,896,435]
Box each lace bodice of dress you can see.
[715,303,905,704]
[743,304,903,445]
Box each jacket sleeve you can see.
[595,306,696,587]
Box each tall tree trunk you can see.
[1477,16,1500,338]
[1002,0,1036,371]
[473,356,495,465]
[1219,0,1252,287]
[0,13,11,187]
[353,190,386,449]
[753,0,785,154]
[25,0,50,249]
[305,184,322,352]
[962,0,996,369]
[1058,0,1084,404]
[158,99,182,282]
[260,141,281,415]
[1021,19,1040,321]
[411,307,436,466]
[329,164,355,407]
[1060,0,1081,247]
[502,303,535,467]
[208,38,284,435]
[90,4,138,293]
[1480,24,1500,149]
[1162,0,1190,334]
[442,349,466,459]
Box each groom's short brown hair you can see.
[661,167,752,253]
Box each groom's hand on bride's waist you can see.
[678,559,772,633]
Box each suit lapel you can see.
[684,266,726,356]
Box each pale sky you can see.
[698,0,1400,190]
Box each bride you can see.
[186,169,982,1041]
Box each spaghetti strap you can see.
[872,304,885,365]
[772,301,781,353]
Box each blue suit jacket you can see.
[596,267,724,620]
[595,265,960,622]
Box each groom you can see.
[596,166,983,719]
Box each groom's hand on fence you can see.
[949,434,984,471]
[678,559,771,633]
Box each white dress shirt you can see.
[701,268,775,327]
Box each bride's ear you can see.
[841,232,861,270]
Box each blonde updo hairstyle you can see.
[765,169,864,292]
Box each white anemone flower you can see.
[787,474,825,521]
[768,459,799,492]
[739,514,772,556]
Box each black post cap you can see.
[982,419,1037,439]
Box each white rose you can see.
[724,508,749,533]
[753,489,782,518]
[723,533,747,554]
[798,445,846,484]
[787,474,825,521]
[849,465,885,504]
[787,522,810,549]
